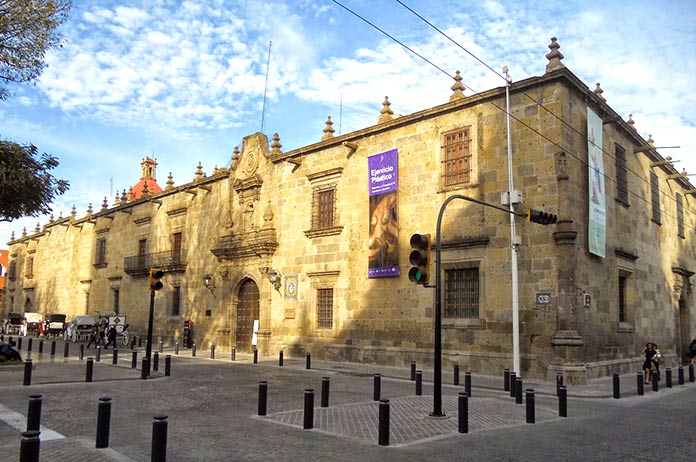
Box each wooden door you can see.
[236,279,259,352]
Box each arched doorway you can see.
[236,279,260,352]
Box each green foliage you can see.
[0,138,69,221]
[0,0,72,99]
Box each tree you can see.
[0,139,69,221]
[0,0,72,99]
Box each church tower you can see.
[131,157,163,199]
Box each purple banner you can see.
[368,149,399,278]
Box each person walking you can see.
[652,343,663,381]
[105,325,118,349]
[86,324,99,348]
[642,343,656,384]
[688,339,696,365]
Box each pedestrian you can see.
[86,324,98,348]
[652,343,662,381]
[105,325,118,349]
[688,339,696,365]
[642,343,656,384]
[98,322,107,347]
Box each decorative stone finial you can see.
[22,227,27,237]
[58,211,63,220]
[593,83,605,101]
[49,213,54,223]
[101,197,109,211]
[35,223,40,232]
[121,189,128,202]
[378,96,394,123]
[450,71,466,101]
[10,230,15,240]
[545,37,565,73]
[627,114,635,129]
[647,134,654,146]
[87,203,93,215]
[322,116,335,141]
[194,162,204,181]
[127,187,134,201]
[113,193,120,206]
[271,133,283,155]
[263,200,274,228]
[213,165,219,175]
[230,146,240,171]
[70,204,77,218]
[165,172,174,191]
[141,181,150,198]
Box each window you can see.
[172,232,182,262]
[618,275,627,323]
[8,261,16,280]
[676,193,684,238]
[650,171,661,224]
[85,291,90,314]
[441,128,472,187]
[316,288,334,329]
[444,268,479,318]
[312,185,336,230]
[26,257,34,279]
[95,238,107,266]
[615,144,628,205]
[137,238,148,267]
[171,286,181,317]
[113,288,120,315]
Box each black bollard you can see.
[453,364,460,386]
[63,342,69,359]
[253,349,258,364]
[525,389,535,424]
[321,377,330,408]
[458,392,468,433]
[556,373,563,396]
[151,416,168,462]
[192,343,197,357]
[231,347,236,361]
[558,385,567,417]
[306,352,311,369]
[373,374,381,401]
[689,364,694,382]
[613,374,620,399]
[86,358,94,383]
[154,352,159,372]
[637,372,644,396]
[416,370,423,396]
[138,337,142,348]
[23,359,33,386]
[80,343,84,360]
[210,344,215,359]
[678,366,684,385]
[50,341,56,356]
[131,350,138,369]
[303,389,314,429]
[378,399,390,446]
[652,372,659,392]
[141,358,149,380]
[666,368,672,388]
[175,342,179,355]
[27,394,42,431]
[465,372,472,398]
[18,337,23,350]
[258,381,268,416]
[165,355,171,377]
[113,349,119,365]
[95,397,112,448]
[96,346,101,362]
[159,340,163,354]
[130,336,136,350]
[28,338,33,352]
[515,377,523,404]
[38,340,43,354]
[504,369,510,391]
[509,372,517,397]
[279,350,284,366]
[20,430,41,462]
[411,361,416,381]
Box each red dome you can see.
[131,179,163,199]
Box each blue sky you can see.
[2,0,695,243]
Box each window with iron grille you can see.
[615,144,628,205]
[172,232,182,262]
[677,193,684,238]
[444,268,479,318]
[618,274,627,323]
[113,288,120,315]
[85,292,90,314]
[441,128,472,187]
[316,288,334,329]
[650,171,661,224]
[26,257,33,279]
[312,184,336,230]
[8,261,16,280]
[95,238,107,266]
[172,286,181,317]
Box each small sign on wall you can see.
[284,275,299,300]
[536,293,551,305]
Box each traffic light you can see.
[526,209,558,225]
[149,268,165,291]
[408,233,431,285]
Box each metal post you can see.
[378,399,390,446]
[509,372,517,397]
[689,364,694,382]
[154,352,159,372]
[192,343,197,357]
[453,364,460,386]
[50,341,56,356]
[113,349,119,365]
[504,369,510,391]
[28,338,33,352]
[18,337,23,350]
[613,373,620,399]
[303,389,314,429]
[210,344,216,359]
[465,372,472,398]
[558,385,567,417]
[63,342,69,358]
[80,343,84,360]
[458,392,468,433]
[231,347,236,361]
[678,366,684,385]
[321,377,330,407]
[141,358,149,380]
[652,372,659,392]
[131,350,138,369]
[175,342,179,355]
[258,381,268,416]
[23,359,33,386]
[96,397,112,448]
[515,377,523,404]
[373,374,381,401]
[86,358,94,383]
[637,372,644,396]
[253,349,258,364]
[666,368,672,388]
[411,361,416,381]
[20,430,41,462]
[138,336,142,348]
[96,346,101,362]
[306,352,311,369]
[416,370,423,396]
[131,336,136,349]
[165,355,171,377]
[27,394,42,431]
[151,416,168,462]
[159,340,163,354]
[146,290,155,384]
[279,350,284,366]
[38,340,43,354]
[556,373,563,396]
[525,389,535,424]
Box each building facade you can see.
[5,38,695,382]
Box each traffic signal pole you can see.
[146,289,155,376]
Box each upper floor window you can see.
[615,144,628,205]
[618,274,627,323]
[441,128,472,187]
[26,256,34,279]
[113,288,120,315]
[676,193,684,238]
[94,238,107,267]
[8,261,16,280]
[444,267,480,319]
[171,286,181,317]
[316,288,334,329]
[650,171,661,224]
[313,185,336,230]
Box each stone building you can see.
[4,38,695,382]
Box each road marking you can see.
[0,402,65,441]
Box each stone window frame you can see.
[113,287,120,315]
[615,143,629,206]
[615,251,637,332]
[304,168,344,239]
[649,171,661,225]
[441,260,484,329]
[676,193,684,238]
[25,256,34,279]
[94,238,107,268]
[170,284,181,318]
[8,260,16,280]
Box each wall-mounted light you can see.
[267,269,282,291]
[203,274,216,294]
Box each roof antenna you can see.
[260,40,272,133]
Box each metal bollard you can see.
[159,340,163,353]
[38,340,43,354]
[141,358,149,380]
[411,361,416,381]
[80,343,84,360]
[509,372,517,397]
[504,369,510,391]
[131,350,138,369]
[96,346,101,362]
[556,373,563,396]
[279,350,284,366]
[175,342,179,355]
[613,373,620,399]
[131,336,136,350]
[689,364,694,382]
[112,349,118,365]
[258,381,268,416]
[666,368,672,388]
[231,347,236,361]
[373,374,381,401]
[138,337,142,348]
[678,366,684,385]
[559,385,567,417]
[86,358,94,383]
[210,344,216,359]
[303,389,314,429]
[23,360,33,386]
[96,397,112,448]
[465,372,472,398]
[165,355,171,377]
[20,430,41,462]
[151,416,168,462]
[453,364,460,386]
[253,349,258,364]
[192,343,197,357]
[28,338,33,352]
[416,370,423,396]
[652,372,659,392]
[525,389,535,424]
[18,337,23,350]
[154,352,159,372]
[50,341,56,356]
[63,342,69,359]
[27,394,42,431]
[321,377,330,407]
[458,392,468,433]
[306,352,311,369]
[515,377,523,404]
[637,372,644,396]
[378,399,390,446]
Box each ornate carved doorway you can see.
[236,279,260,352]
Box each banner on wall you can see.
[368,149,399,278]
[587,108,606,258]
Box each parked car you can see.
[4,312,25,335]
[45,314,67,338]
[24,312,44,337]
[65,315,97,342]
